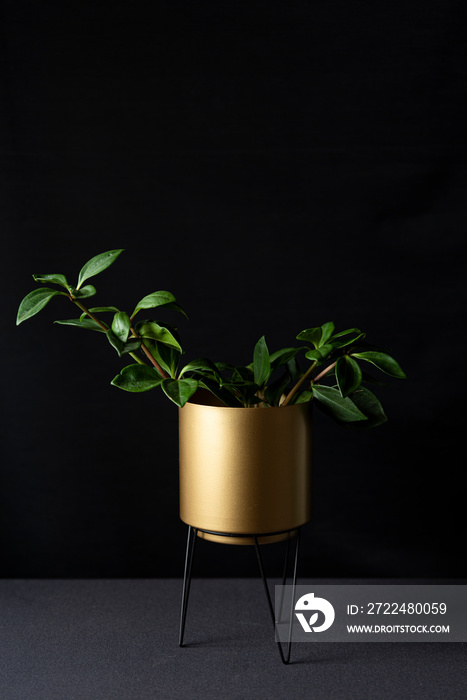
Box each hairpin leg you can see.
[179,525,197,647]
[276,536,291,623]
[179,525,301,661]
[254,529,301,664]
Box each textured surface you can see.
[1,579,466,700]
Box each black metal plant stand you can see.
[179,525,301,665]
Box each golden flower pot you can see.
[179,391,312,545]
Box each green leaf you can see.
[331,327,361,339]
[32,273,69,289]
[161,378,199,407]
[131,291,177,317]
[320,322,335,346]
[123,339,143,355]
[329,331,366,350]
[222,366,259,402]
[197,377,243,407]
[77,249,124,289]
[158,301,188,318]
[71,285,97,299]
[111,311,131,342]
[269,347,305,371]
[179,358,222,382]
[350,351,406,379]
[344,387,388,429]
[106,330,141,357]
[16,288,64,325]
[296,326,322,348]
[293,390,313,405]
[54,318,105,332]
[88,306,120,314]
[224,377,258,390]
[224,380,259,406]
[233,365,254,382]
[336,355,363,397]
[305,350,320,361]
[264,372,290,406]
[285,356,302,384]
[111,364,163,393]
[253,335,271,388]
[305,344,333,362]
[312,385,367,422]
[298,322,334,348]
[142,340,180,378]
[80,306,119,321]
[137,321,182,352]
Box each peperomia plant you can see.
[17,249,406,425]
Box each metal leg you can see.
[254,529,301,665]
[178,525,301,662]
[179,525,197,647]
[276,536,291,623]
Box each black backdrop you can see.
[2,1,466,578]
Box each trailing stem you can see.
[129,326,169,378]
[71,296,168,377]
[281,359,337,407]
[71,297,109,332]
[282,361,317,407]
[313,360,337,384]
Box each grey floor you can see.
[0,579,465,700]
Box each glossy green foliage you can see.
[111,365,163,392]
[32,273,69,288]
[77,249,124,289]
[161,378,198,407]
[132,292,187,319]
[17,251,406,417]
[136,321,182,352]
[336,356,362,397]
[111,312,131,342]
[17,287,65,324]
[312,385,367,422]
[55,318,105,332]
[351,351,406,379]
[106,330,141,357]
[253,336,270,388]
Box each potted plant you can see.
[17,249,406,658]
[16,248,406,539]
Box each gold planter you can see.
[179,391,312,545]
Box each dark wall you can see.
[2,1,466,578]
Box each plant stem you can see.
[313,361,337,384]
[71,298,109,332]
[129,326,169,378]
[71,297,154,371]
[129,352,145,365]
[281,358,339,407]
[281,361,317,407]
